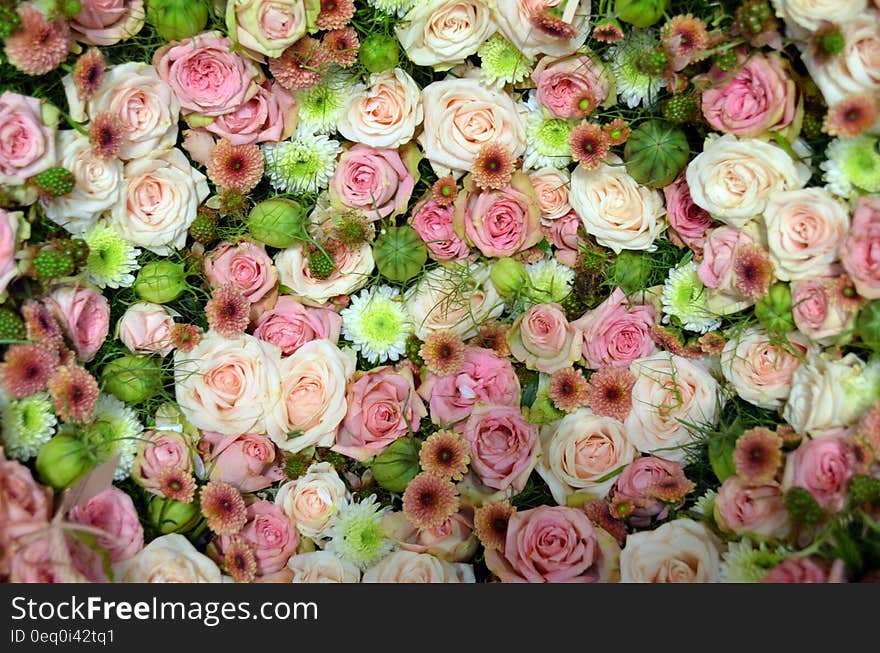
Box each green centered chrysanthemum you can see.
[661,261,722,334]
[526,258,575,304]
[366,0,413,14]
[0,392,56,460]
[525,96,573,169]
[262,132,342,194]
[720,539,791,583]
[605,29,665,108]
[84,223,140,289]
[325,495,395,570]
[341,285,412,364]
[478,34,533,86]
[81,393,143,481]
[296,71,358,135]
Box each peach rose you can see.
[337,68,423,148]
[275,462,348,540]
[226,0,306,58]
[663,174,716,254]
[573,288,657,369]
[382,511,478,562]
[620,518,721,582]
[537,408,637,503]
[714,476,790,540]
[115,534,221,582]
[111,148,209,255]
[395,0,496,70]
[772,0,866,32]
[266,339,355,452]
[69,487,144,563]
[200,431,283,493]
[0,209,21,297]
[70,0,145,46]
[493,0,591,59]
[841,195,880,299]
[782,435,855,512]
[46,285,110,362]
[532,53,612,120]
[461,404,539,493]
[253,295,341,356]
[329,145,415,219]
[204,81,297,145]
[721,328,809,409]
[569,156,666,253]
[131,429,193,494]
[418,77,526,176]
[625,354,721,464]
[288,551,361,583]
[362,550,475,583]
[508,303,581,373]
[410,197,470,261]
[0,91,55,186]
[275,241,374,307]
[116,302,175,356]
[205,239,278,304]
[174,331,281,435]
[529,168,571,224]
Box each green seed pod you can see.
[614,0,670,28]
[100,355,164,404]
[624,120,690,188]
[373,226,427,283]
[248,198,308,248]
[369,436,421,493]
[359,34,400,73]
[36,434,92,489]
[755,282,795,335]
[610,250,654,295]
[146,495,202,534]
[857,300,880,354]
[146,0,209,42]
[133,261,188,304]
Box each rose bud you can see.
[146,495,202,535]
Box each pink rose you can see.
[461,404,539,492]
[9,523,108,583]
[383,511,478,563]
[485,506,607,583]
[530,168,571,223]
[610,456,686,527]
[782,435,855,512]
[791,274,855,343]
[117,302,175,356]
[453,174,542,258]
[532,53,612,119]
[334,366,427,462]
[697,226,755,290]
[70,0,145,46]
[721,327,808,409]
[214,500,298,576]
[663,174,716,254]
[45,285,110,362]
[714,476,790,539]
[0,91,55,186]
[205,239,278,304]
[762,557,846,583]
[204,82,297,145]
[841,196,880,299]
[701,52,801,138]
[0,451,52,526]
[153,31,261,117]
[69,487,144,563]
[508,303,582,373]
[573,288,656,369]
[545,211,581,267]
[199,431,283,492]
[0,209,21,295]
[253,295,341,356]
[410,198,470,261]
[329,144,414,219]
[418,347,520,426]
[132,430,193,495]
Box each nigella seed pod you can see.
[624,120,690,188]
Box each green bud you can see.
[368,436,420,493]
[57,0,82,18]
[359,34,400,73]
[857,301,880,354]
[610,250,653,295]
[101,355,163,404]
[755,282,795,334]
[490,257,529,298]
[146,0,209,42]
[624,120,690,188]
[147,495,202,534]
[248,198,308,248]
[36,434,93,489]
[614,0,669,28]
[133,261,188,304]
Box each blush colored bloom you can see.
[4,4,70,76]
[402,472,459,531]
[46,364,99,422]
[206,139,264,193]
[200,481,248,535]
[1,343,59,399]
[419,430,470,481]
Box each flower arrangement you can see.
[1,0,879,584]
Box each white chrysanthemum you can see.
[526,258,575,304]
[296,71,359,135]
[605,29,666,108]
[89,393,143,481]
[691,489,717,518]
[262,131,342,194]
[324,495,396,570]
[83,223,140,289]
[0,392,56,460]
[523,93,573,169]
[366,0,414,15]
[821,136,880,200]
[478,33,533,86]
[341,285,412,364]
[720,539,790,583]
[661,261,722,334]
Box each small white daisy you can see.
[324,495,396,570]
[341,285,412,364]
[605,29,666,108]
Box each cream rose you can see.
[537,408,637,504]
[274,241,374,307]
[418,77,526,176]
[764,188,849,282]
[116,302,175,356]
[685,134,810,227]
[720,327,809,410]
[266,339,356,453]
[174,331,281,435]
[275,462,349,540]
[114,534,222,583]
[111,148,209,255]
[405,264,504,340]
[288,551,361,583]
[226,0,306,58]
[362,551,475,583]
[529,167,571,224]
[625,354,721,463]
[772,0,866,33]
[337,68,423,148]
[395,0,496,70]
[494,0,591,59]
[620,519,721,583]
[65,63,180,161]
[570,156,667,253]
[43,131,122,236]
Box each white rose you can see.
[111,148,209,255]
[624,354,721,463]
[764,188,849,282]
[405,264,504,340]
[529,167,571,224]
[274,241,374,307]
[620,519,721,583]
[113,534,221,583]
[536,408,637,504]
[174,331,281,435]
[116,301,176,356]
[720,327,810,409]
[686,134,810,227]
[287,551,361,583]
[494,0,591,59]
[418,77,526,176]
[43,131,122,236]
[783,351,880,436]
[337,68,423,148]
[275,462,349,539]
[803,10,880,106]
[570,157,667,253]
[395,0,496,70]
[64,63,180,161]
[362,550,476,583]
[772,0,866,33]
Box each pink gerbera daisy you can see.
[46,364,99,422]
[316,0,355,31]
[402,473,459,531]
[205,285,250,338]
[223,537,257,583]
[585,366,636,422]
[823,94,879,138]
[89,112,124,160]
[206,139,264,193]
[474,501,515,552]
[269,37,328,91]
[0,342,59,398]
[548,367,590,412]
[200,481,248,535]
[569,122,610,170]
[323,28,359,68]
